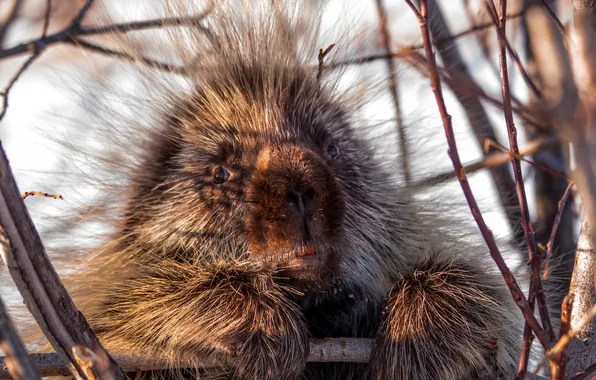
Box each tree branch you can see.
[0,137,127,379]
[404,0,551,349]
[0,255,40,380]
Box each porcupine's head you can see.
[112,2,407,294]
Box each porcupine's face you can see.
[124,64,381,285]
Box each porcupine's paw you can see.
[368,258,516,380]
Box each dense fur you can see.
[54,1,524,379]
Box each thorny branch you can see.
[404,0,551,349]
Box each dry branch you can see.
[417,0,523,242]
[328,10,525,68]
[0,339,373,378]
[551,294,574,379]
[0,244,40,380]
[404,0,550,349]
[21,191,63,200]
[0,139,127,380]
[543,179,575,279]
[0,339,549,379]
[0,0,23,48]
[414,134,560,187]
[485,1,555,376]
[523,0,576,311]
[375,0,409,186]
[565,214,596,376]
[0,0,213,72]
[570,361,596,380]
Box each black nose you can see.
[286,187,315,217]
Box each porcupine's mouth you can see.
[272,242,337,282]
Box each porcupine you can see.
[48,1,524,379]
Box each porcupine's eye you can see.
[213,166,230,184]
[327,144,340,159]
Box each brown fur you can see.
[38,1,524,379]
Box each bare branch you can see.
[21,192,63,200]
[77,5,214,37]
[0,339,373,378]
[485,2,555,376]
[570,361,596,380]
[0,261,40,380]
[543,180,575,279]
[416,0,523,243]
[317,44,335,82]
[404,0,551,349]
[328,10,525,69]
[375,0,410,186]
[70,39,186,75]
[0,54,41,122]
[0,0,23,48]
[0,1,213,74]
[0,139,127,379]
[414,134,560,187]
[539,0,566,35]
[550,294,574,379]
[565,213,596,376]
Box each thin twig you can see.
[70,39,186,75]
[487,1,555,377]
[316,44,335,82]
[0,54,41,122]
[534,303,596,375]
[0,1,213,73]
[0,0,23,48]
[400,48,549,136]
[539,0,566,36]
[77,6,214,37]
[570,362,596,380]
[414,134,560,187]
[543,180,575,279]
[404,0,550,349]
[72,0,96,27]
[328,10,525,69]
[374,0,410,186]
[42,0,52,38]
[550,294,574,380]
[21,191,63,200]
[0,259,40,380]
[484,1,545,101]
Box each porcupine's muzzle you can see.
[244,143,346,274]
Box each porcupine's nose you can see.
[285,187,315,218]
[244,142,345,263]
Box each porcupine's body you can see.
[64,2,522,379]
